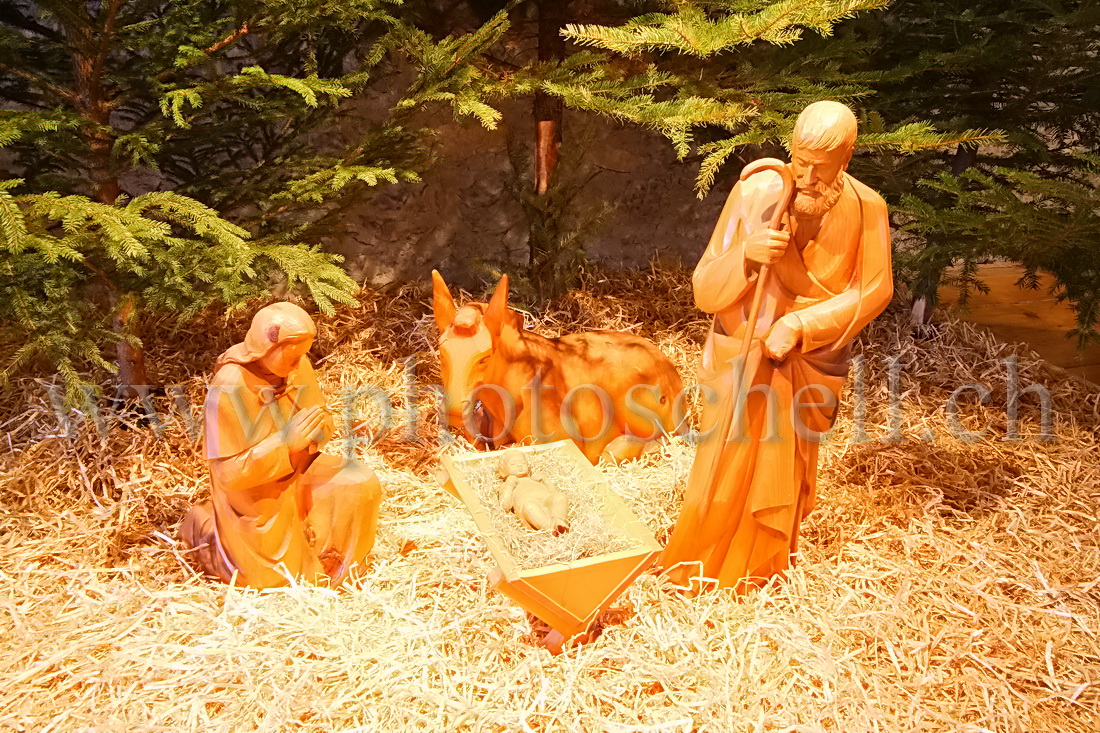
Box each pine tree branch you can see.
[206,22,253,55]
[0,63,78,104]
[78,257,118,292]
[92,0,125,89]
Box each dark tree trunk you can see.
[111,293,148,397]
[529,0,569,298]
[533,0,565,196]
[68,0,150,395]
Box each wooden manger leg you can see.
[541,630,568,655]
[487,567,595,654]
[523,615,597,655]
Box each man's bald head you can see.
[792,101,858,153]
[789,101,858,219]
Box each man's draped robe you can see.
[660,169,893,591]
[182,357,381,588]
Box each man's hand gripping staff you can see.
[737,158,798,366]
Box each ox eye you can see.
[479,356,491,365]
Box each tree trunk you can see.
[533,0,565,196]
[68,1,150,396]
[530,0,568,298]
[911,143,979,327]
[87,108,148,397]
[111,293,148,397]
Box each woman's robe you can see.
[182,356,381,588]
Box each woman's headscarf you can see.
[215,302,317,370]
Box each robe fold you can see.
[661,168,893,591]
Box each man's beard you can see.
[792,173,846,219]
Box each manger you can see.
[438,440,662,652]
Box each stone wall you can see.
[330,100,732,289]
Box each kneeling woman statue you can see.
[181,302,382,588]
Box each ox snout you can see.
[445,398,496,444]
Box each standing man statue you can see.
[661,101,893,592]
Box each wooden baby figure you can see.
[497,449,570,535]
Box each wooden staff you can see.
[736,157,796,368]
[704,158,796,473]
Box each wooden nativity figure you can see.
[497,449,570,535]
[660,101,893,592]
[431,271,684,464]
[180,302,382,588]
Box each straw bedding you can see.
[1,265,1098,731]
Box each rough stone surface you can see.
[330,101,731,289]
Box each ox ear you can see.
[483,274,510,337]
[432,270,456,332]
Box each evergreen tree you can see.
[830,0,1100,339]
[905,159,1100,347]
[549,0,993,194]
[0,0,513,402]
[3,0,1049,406]
[415,0,995,295]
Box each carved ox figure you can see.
[431,271,684,463]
